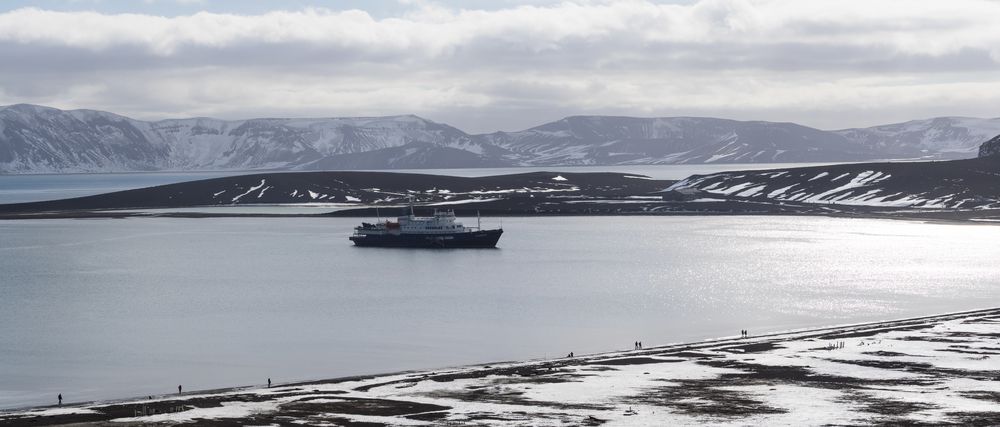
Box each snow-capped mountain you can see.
[836,117,1000,160]
[0,104,488,173]
[3,104,999,174]
[0,104,169,173]
[485,116,880,165]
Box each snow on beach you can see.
[4,309,1000,426]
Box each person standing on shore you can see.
[58,394,62,406]
[268,378,271,388]
[178,385,182,395]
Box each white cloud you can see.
[0,0,998,132]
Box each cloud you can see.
[0,0,998,132]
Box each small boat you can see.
[349,204,503,248]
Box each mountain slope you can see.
[487,116,880,165]
[3,104,1000,174]
[0,105,489,173]
[836,117,1000,159]
[0,104,167,172]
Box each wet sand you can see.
[4,308,1000,426]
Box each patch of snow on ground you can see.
[767,184,798,198]
[799,171,878,203]
[711,182,757,196]
[735,185,767,197]
[552,175,567,181]
[427,198,502,206]
[112,400,280,423]
[345,196,361,202]
[257,186,271,198]
[808,172,830,181]
[564,200,664,204]
[22,407,99,416]
[231,179,267,203]
[463,187,579,195]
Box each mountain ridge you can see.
[3,103,999,174]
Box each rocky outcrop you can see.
[977,134,1000,158]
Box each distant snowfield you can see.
[8,309,1000,426]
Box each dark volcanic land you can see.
[0,171,674,217]
[3,147,1000,222]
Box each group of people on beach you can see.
[740,329,750,338]
[633,341,643,350]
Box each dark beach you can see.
[5,308,999,426]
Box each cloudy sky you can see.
[0,0,998,133]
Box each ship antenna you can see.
[477,210,481,230]
[376,206,381,223]
[409,195,415,217]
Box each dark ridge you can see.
[0,171,672,214]
[672,156,1000,210]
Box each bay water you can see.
[1,215,998,409]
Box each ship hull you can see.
[350,229,503,248]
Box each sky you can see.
[0,0,998,134]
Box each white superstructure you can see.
[353,209,477,236]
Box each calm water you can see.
[1,216,999,409]
[0,163,838,204]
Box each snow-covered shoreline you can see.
[4,308,1000,426]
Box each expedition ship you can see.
[349,206,503,248]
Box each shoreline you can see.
[5,307,1000,425]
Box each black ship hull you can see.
[350,229,503,248]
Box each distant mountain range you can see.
[2,103,999,174]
